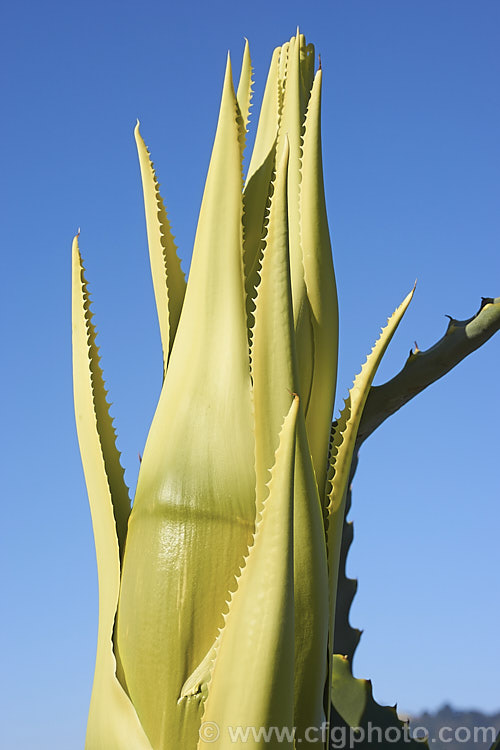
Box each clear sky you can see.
[1,1,499,747]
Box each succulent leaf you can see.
[251,139,296,501]
[275,34,314,415]
[134,124,186,376]
[72,236,152,749]
[250,141,329,743]
[331,655,368,728]
[292,411,329,743]
[277,33,305,309]
[116,55,256,749]
[298,37,315,110]
[242,46,280,333]
[236,38,253,146]
[326,287,415,659]
[199,396,298,749]
[300,68,339,500]
[330,679,429,749]
[245,46,281,191]
[333,501,362,660]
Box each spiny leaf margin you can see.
[72,235,152,749]
[325,285,415,713]
[135,123,186,377]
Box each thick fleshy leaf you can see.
[242,45,280,332]
[199,396,298,750]
[278,40,290,92]
[298,37,315,110]
[277,33,315,412]
[277,32,305,315]
[331,676,430,750]
[248,34,332,490]
[135,124,186,375]
[300,69,339,499]
[326,287,415,655]
[72,236,152,749]
[236,38,253,145]
[251,143,329,743]
[330,468,428,749]
[243,34,316,356]
[245,46,280,191]
[251,140,297,502]
[333,481,362,661]
[116,55,256,749]
[331,655,368,728]
[292,412,329,744]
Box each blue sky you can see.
[1,0,499,747]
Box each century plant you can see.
[72,32,499,750]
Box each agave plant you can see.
[72,32,499,750]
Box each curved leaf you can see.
[326,287,415,660]
[242,45,280,334]
[251,142,329,743]
[135,123,186,375]
[236,38,253,150]
[300,69,338,499]
[276,33,314,415]
[251,139,296,502]
[72,236,152,749]
[116,55,255,749]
